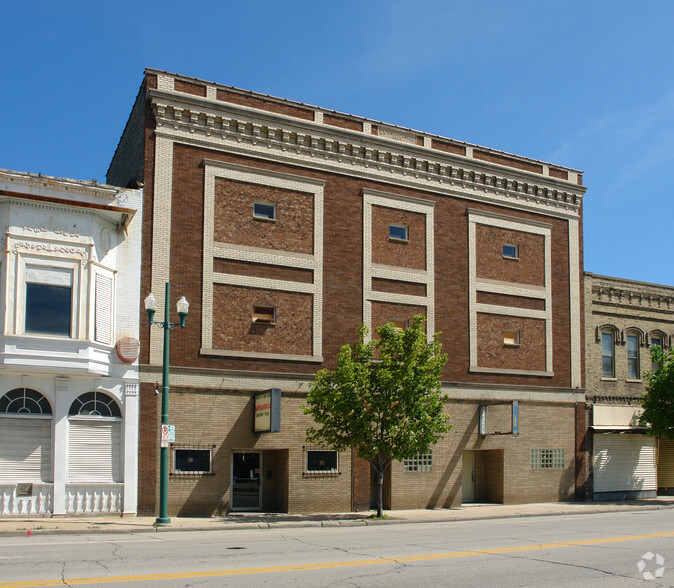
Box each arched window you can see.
[69,392,121,417]
[0,388,53,484]
[597,325,619,379]
[0,388,52,414]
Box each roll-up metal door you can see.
[68,420,122,483]
[0,417,52,482]
[593,434,656,492]
[658,438,674,488]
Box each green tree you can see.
[640,345,674,438]
[304,316,450,517]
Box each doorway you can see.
[462,451,475,503]
[231,451,262,511]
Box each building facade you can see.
[0,170,142,516]
[584,272,674,500]
[108,69,587,516]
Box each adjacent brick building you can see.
[584,273,674,500]
[108,69,587,515]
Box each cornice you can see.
[0,169,119,202]
[148,91,584,219]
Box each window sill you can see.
[503,343,521,347]
[388,237,409,243]
[253,216,276,223]
[626,378,643,383]
[600,377,617,382]
[502,256,520,261]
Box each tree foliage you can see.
[304,316,450,516]
[640,346,674,438]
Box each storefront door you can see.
[231,452,262,511]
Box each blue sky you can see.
[2,1,673,285]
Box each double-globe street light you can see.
[144,283,189,525]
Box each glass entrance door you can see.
[231,452,261,511]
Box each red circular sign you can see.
[116,337,140,363]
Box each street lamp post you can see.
[144,282,189,526]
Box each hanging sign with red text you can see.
[254,388,281,433]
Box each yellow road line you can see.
[2,530,674,587]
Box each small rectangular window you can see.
[390,319,408,330]
[305,450,338,473]
[530,449,564,469]
[503,244,518,259]
[503,329,520,345]
[404,452,433,472]
[389,224,408,241]
[253,202,276,221]
[174,448,212,474]
[252,305,276,324]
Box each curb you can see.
[1,502,673,538]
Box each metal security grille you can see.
[404,452,433,472]
[530,448,564,469]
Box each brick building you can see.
[584,273,674,500]
[0,169,142,516]
[108,69,587,516]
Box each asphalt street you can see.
[1,509,673,587]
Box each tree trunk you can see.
[376,467,384,517]
[371,456,389,517]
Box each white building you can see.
[0,169,142,516]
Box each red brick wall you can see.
[475,225,545,286]
[212,284,313,355]
[214,178,314,254]
[216,88,314,120]
[476,291,546,311]
[371,301,426,331]
[214,259,314,284]
[372,278,427,297]
[371,205,426,269]
[476,314,547,371]
[147,142,574,388]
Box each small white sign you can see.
[168,425,176,443]
[160,424,169,448]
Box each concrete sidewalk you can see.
[2,497,674,537]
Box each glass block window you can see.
[403,452,433,472]
[530,448,564,469]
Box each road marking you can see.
[1,530,674,587]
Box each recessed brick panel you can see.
[371,205,426,269]
[371,301,426,331]
[212,284,313,355]
[477,291,546,311]
[174,79,207,97]
[372,278,427,297]
[476,225,545,286]
[323,113,362,131]
[216,88,315,120]
[214,178,314,254]
[476,313,546,371]
[214,259,314,284]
